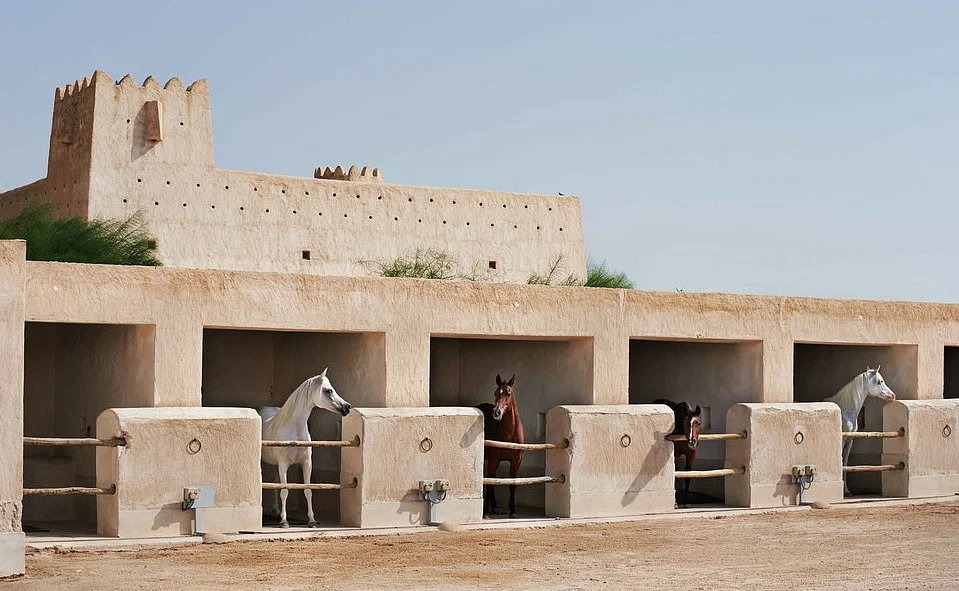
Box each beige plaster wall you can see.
[0,241,25,576]
[341,408,484,528]
[882,400,959,498]
[546,405,675,518]
[628,339,763,500]
[430,337,593,511]
[96,407,261,538]
[725,403,844,508]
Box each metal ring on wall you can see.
[794,431,804,445]
[419,437,433,453]
[187,438,202,454]
[620,434,631,448]
[944,425,952,438]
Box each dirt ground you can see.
[9,499,959,591]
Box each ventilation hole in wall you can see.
[147,240,158,250]
[154,201,159,206]
[333,193,336,197]
[378,195,382,200]
[443,220,447,224]
[559,227,563,231]
[282,189,286,194]
[126,119,131,123]
[490,223,495,227]
[166,181,171,185]
[356,194,360,199]
[479,202,483,206]
[524,205,528,209]
[344,214,348,218]
[549,207,553,211]
[302,250,311,260]
[305,191,310,195]
[452,200,457,205]
[254,187,257,192]
[137,178,142,183]
[513,224,517,229]
[182,203,187,207]
[489,260,497,270]
[429,198,434,202]
[265,208,270,213]
[318,212,323,216]
[536,225,541,230]
[503,204,507,208]
[225,185,230,190]
[179,122,184,126]
[394,217,398,221]
[368,215,373,220]
[122,199,127,203]
[293,209,297,214]
[240,206,244,211]
[466,221,470,226]
[211,205,215,209]
[196,183,200,188]
[418,219,422,223]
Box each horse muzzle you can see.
[339,403,352,417]
[492,408,504,421]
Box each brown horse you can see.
[478,373,525,518]
[654,398,702,507]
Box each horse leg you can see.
[683,450,696,507]
[278,461,290,528]
[300,453,317,527]
[508,455,521,518]
[485,457,500,515]
[842,439,854,496]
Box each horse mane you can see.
[268,375,315,426]
[824,372,868,422]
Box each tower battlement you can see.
[314,165,384,183]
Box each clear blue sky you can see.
[2,2,957,302]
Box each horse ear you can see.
[320,367,328,379]
[694,405,702,416]
[875,364,881,373]
[507,374,515,387]
[496,374,502,387]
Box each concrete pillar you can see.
[0,241,25,577]
[96,407,262,538]
[725,403,844,508]
[154,319,203,407]
[882,400,959,497]
[545,405,674,518]
[340,407,483,528]
[384,330,430,407]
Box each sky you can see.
[1,2,957,302]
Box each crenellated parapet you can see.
[314,165,384,183]
[54,71,207,103]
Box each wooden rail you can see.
[23,485,117,496]
[262,435,360,448]
[666,432,746,442]
[842,462,906,474]
[674,467,745,479]
[483,475,566,486]
[262,478,358,491]
[483,440,568,451]
[842,429,905,440]
[23,436,126,447]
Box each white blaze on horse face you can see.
[866,368,897,401]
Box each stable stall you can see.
[21,322,156,533]
[628,338,763,505]
[201,328,386,526]
[793,342,918,496]
[429,336,593,516]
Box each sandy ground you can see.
[8,499,959,591]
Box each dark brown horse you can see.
[478,373,525,518]
[654,398,702,507]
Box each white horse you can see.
[259,369,352,528]
[824,366,897,492]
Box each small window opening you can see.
[302,250,311,261]
[488,260,497,270]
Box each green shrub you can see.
[364,248,461,280]
[528,256,634,289]
[0,202,162,266]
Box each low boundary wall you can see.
[882,400,959,498]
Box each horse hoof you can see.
[307,521,318,528]
[279,521,290,529]
[509,513,518,519]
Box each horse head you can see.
[864,365,896,401]
[309,368,352,416]
[491,373,516,421]
[684,403,702,449]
